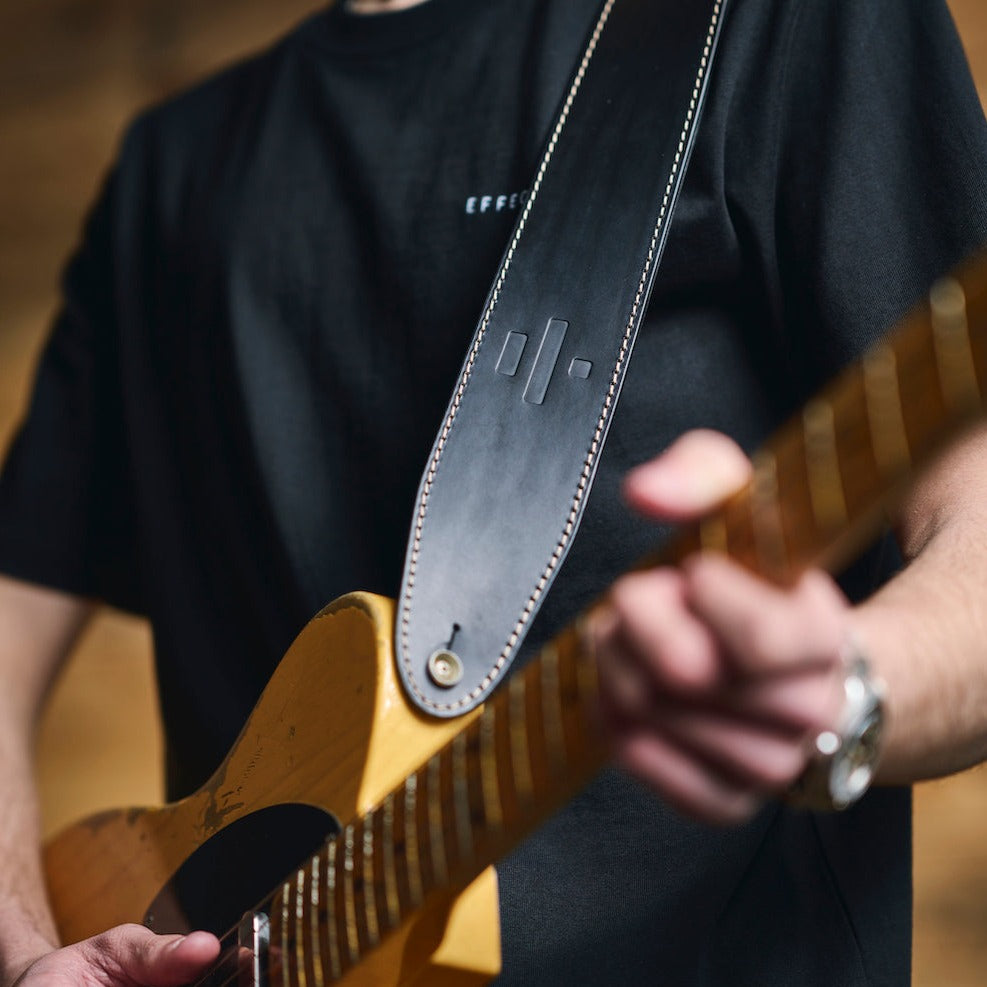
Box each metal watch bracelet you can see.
[786,637,887,812]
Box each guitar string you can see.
[187,906,272,987]
[184,594,596,987]
[184,783,418,987]
[186,709,517,985]
[180,795,399,986]
[187,826,395,987]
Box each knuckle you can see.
[659,636,718,693]
[739,615,788,666]
[797,569,844,610]
[608,570,720,694]
[84,930,116,958]
[83,923,148,972]
[79,936,117,977]
[599,657,650,718]
[610,568,681,615]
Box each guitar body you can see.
[44,592,501,986]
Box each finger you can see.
[623,429,752,522]
[711,664,845,735]
[599,568,724,695]
[652,702,808,791]
[613,726,762,825]
[595,605,654,722]
[86,925,221,986]
[684,555,847,675]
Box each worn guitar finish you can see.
[44,258,987,985]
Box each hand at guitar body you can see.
[594,429,849,824]
[7,926,220,987]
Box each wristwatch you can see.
[788,639,887,812]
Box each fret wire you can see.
[862,345,911,476]
[750,450,788,576]
[479,706,504,832]
[281,882,291,987]
[462,722,490,863]
[699,512,728,553]
[309,856,325,987]
[404,774,424,906]
[362,813,380,947]
[571,625,599,744]
[295,870,308,987]
[326,839,342,981]
[427,755,449,887]
[562,627,600,769]
[342,824,360,967]
[452,731,474,866]
[520,661,551,794]
[803,399,848,530]
[508,672,534,808]
[931,277,981,413]
[381,792,401,929]
[540,642,567,770]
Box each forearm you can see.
[841,419,987,783]
[0,723,61,984]
[0,576,93,984]
[0,725,222,987]
[853,506,987,784]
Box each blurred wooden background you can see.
[0,1,985,983]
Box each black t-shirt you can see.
[3,0,987,983]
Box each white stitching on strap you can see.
[400,0,722,712]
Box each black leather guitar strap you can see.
[397,0,729,716]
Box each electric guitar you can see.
[44,257,987,986]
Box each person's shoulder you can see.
[775,0,960,49]
[721,0,954,47]
[118,11,325,177]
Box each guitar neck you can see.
[661,269,987,580]
[253,620,604,985]
[255,259,987,985]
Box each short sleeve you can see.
[714,0,987,409]
[0,166,143,613]
[774,0,987,377]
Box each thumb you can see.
[87,925,221,986]
[624,429,751,522]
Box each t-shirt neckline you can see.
[318,0,480,55]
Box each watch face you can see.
[830,710,883,808]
